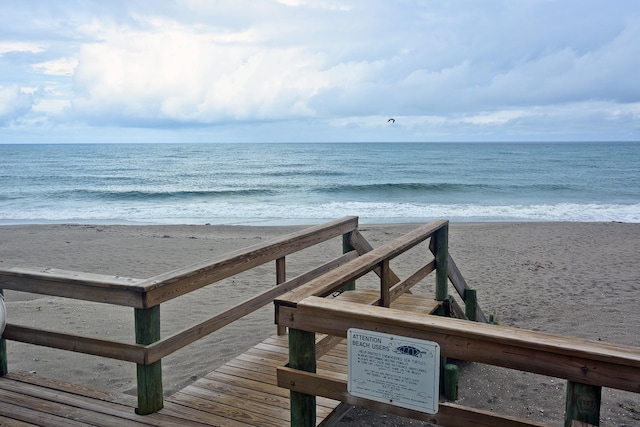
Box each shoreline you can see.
[1,221,639,425]
[1,218,637,227]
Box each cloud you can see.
[0,85,34,124]
[1,1,639,141]
[0,41,45,56]
[32,57,78,76]
[69,17,373,125]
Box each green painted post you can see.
[0,290,7,376]
[289,328,316,427]
[341,232,355,291]
[134,305,163,415]
[464,289,477,321]
[443,364,459,400]
[434,224,449,301]
[565,381,601,427]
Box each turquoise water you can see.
[1,142,638,224]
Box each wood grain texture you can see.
[279,296,640,393]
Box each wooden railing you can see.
[274,221,640,427]
[0,216,360,414]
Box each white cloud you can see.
[0,85,34,123]
[70,19,378,124]
[276,0,351,11]
[0,41,45,56]
[0,1,639,141]
[32,57,79,76]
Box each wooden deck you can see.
[0,290,441,427]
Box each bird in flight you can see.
[387,118,395,123]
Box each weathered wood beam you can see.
[289,328,316,427]
[0,268,145,307]
[341,231,356,291]
[135,306,163,414]
[0,290,6,376]
[276,257,287,335]
[141,216,359,307]
[2,323,145,363]
[277,367,550,427]
[348,229,401,285]
[277,219,448,307]
[432,224,449,301]
[146,251,358,364]
[447,255,488,323]
[279,297,640,393]
[565,381,601,427]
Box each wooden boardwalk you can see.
[0,290,441,427]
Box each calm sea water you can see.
[1,142,638,225]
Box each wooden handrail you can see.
[0,268,145,307]
[139,216,359,307]
[279,296,640,393]
[278,295,640,426]
[2,324,146,364]
[145,250,359,363]
[277,219,448,307]
[0,216,363,414]
[277,367,549,427]
[0,216,359,309]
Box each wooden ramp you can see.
[0,290,442,427]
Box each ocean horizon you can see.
[1,142,639,225]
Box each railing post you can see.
[433,224,449,301]
[464,289,477,321]
[289,328,316,427]
[380,260,391,308]
[341,232,356,291]
[565,381,601,427]
[0,290,7,376]
[134,305,163,415]
[276,257,287,335]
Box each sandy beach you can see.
[0,221,639,426]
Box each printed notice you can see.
[347,328,440,414]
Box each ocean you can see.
[1,142,638,225]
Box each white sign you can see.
[347,328,440,414]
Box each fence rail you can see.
[274,219,640,427]
[0,216,360,414]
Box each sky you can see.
[1,0,639,143]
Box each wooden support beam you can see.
[279,297,640,393]
[0,290,6,376]
[0,268,145,307]
[443,364,459,400]
[380,260,391,308]
[289,328,316,427]
[2,324,145,364]
[348,229,401,286]
[148,251,358,363]
[134,306,163,415]
[448,255,487,322]
[279,220,448,306]
[141,216,359,307]
[277,366,551,427]
[276,257,287,335]
[433,224,449,301]
[341,232,356,291]
[565,381,601,427]
[464,289,477,321]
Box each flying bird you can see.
[387,118,395,123]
